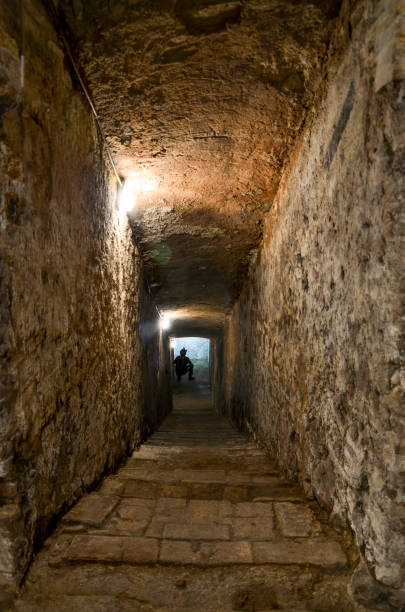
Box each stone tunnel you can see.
[0,0,404,609]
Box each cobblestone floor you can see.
[13,383,366,611]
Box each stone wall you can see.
[139,288,172,438]
[0,0,170,592]
[221,0,405,608]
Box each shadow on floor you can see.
[171,378,212,414]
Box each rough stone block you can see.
[0,504,20,528]
[122,481,159,499]
[159,540,202,564]
[252,539,348,569]
[116,498,155,521]
[160,484,189,499]
[233,502,273,518]
[64,535,122,562]
[0,534,14,573]
[97,518,148,536]
[62,494,119,527]
[121,537,159,563]
[118,468,152,479]
[188,483,225,500]
[163,523,230,540]
[231,517,274,540]
[223,486,249,503]
[225,472,253,484]
[145,520,165,538]
[155,498,187,521]
[174,469,226,483]
[274,502,322,537]
[186,500,232,523]
[98,478,125,496]
[201,541,253,565]
[0,481,18,501]
[250,486,305,501]
[126,458,158,468]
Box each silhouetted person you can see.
[174,347,194,382]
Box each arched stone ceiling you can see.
[55,0,340,335]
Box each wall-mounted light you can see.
[161,314,171,331]
[118,172,159,215]
[118,179,137,214]
[170,338,176,349]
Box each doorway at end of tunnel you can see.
[170,337,211,390]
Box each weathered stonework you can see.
[13,387,362,611]
[51,0,342,334]
[139,287,173,438]
[1,0,404,608]
[220,0,405,608]
[0,0,170,593]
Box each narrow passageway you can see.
[2,1,404,607]
[14,385,361,611]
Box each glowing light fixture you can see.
[170,338,176,349]
[161,314,171,331]
[118,179,137,213]
[118,173,159,215]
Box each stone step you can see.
[53,534,347,570]
[13,563,353,611]
[14,393,357,611]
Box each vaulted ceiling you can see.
[55,0,340,335]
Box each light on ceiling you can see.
[141,176,159,193]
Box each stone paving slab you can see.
[116,498,155,521]
[97,477,125,496]
[201,541,253,565]
[159,540,203,565]
[252,539,348,569]
[160,483,190,498]
[64,535,160,564]
[144,520,165,538]
[122,480,161,498]
[173,469,227,482]
[163,522,230,540]
[64,535,123,563]
[274,502,322,537]
[95,517,148,536]
[231,516,275,540]
[234,501,273,517]
[159,540,254,565]
[122,537,159,564]
[155,497,187,520]
[62,493,119,526]
[186,499,232,522]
